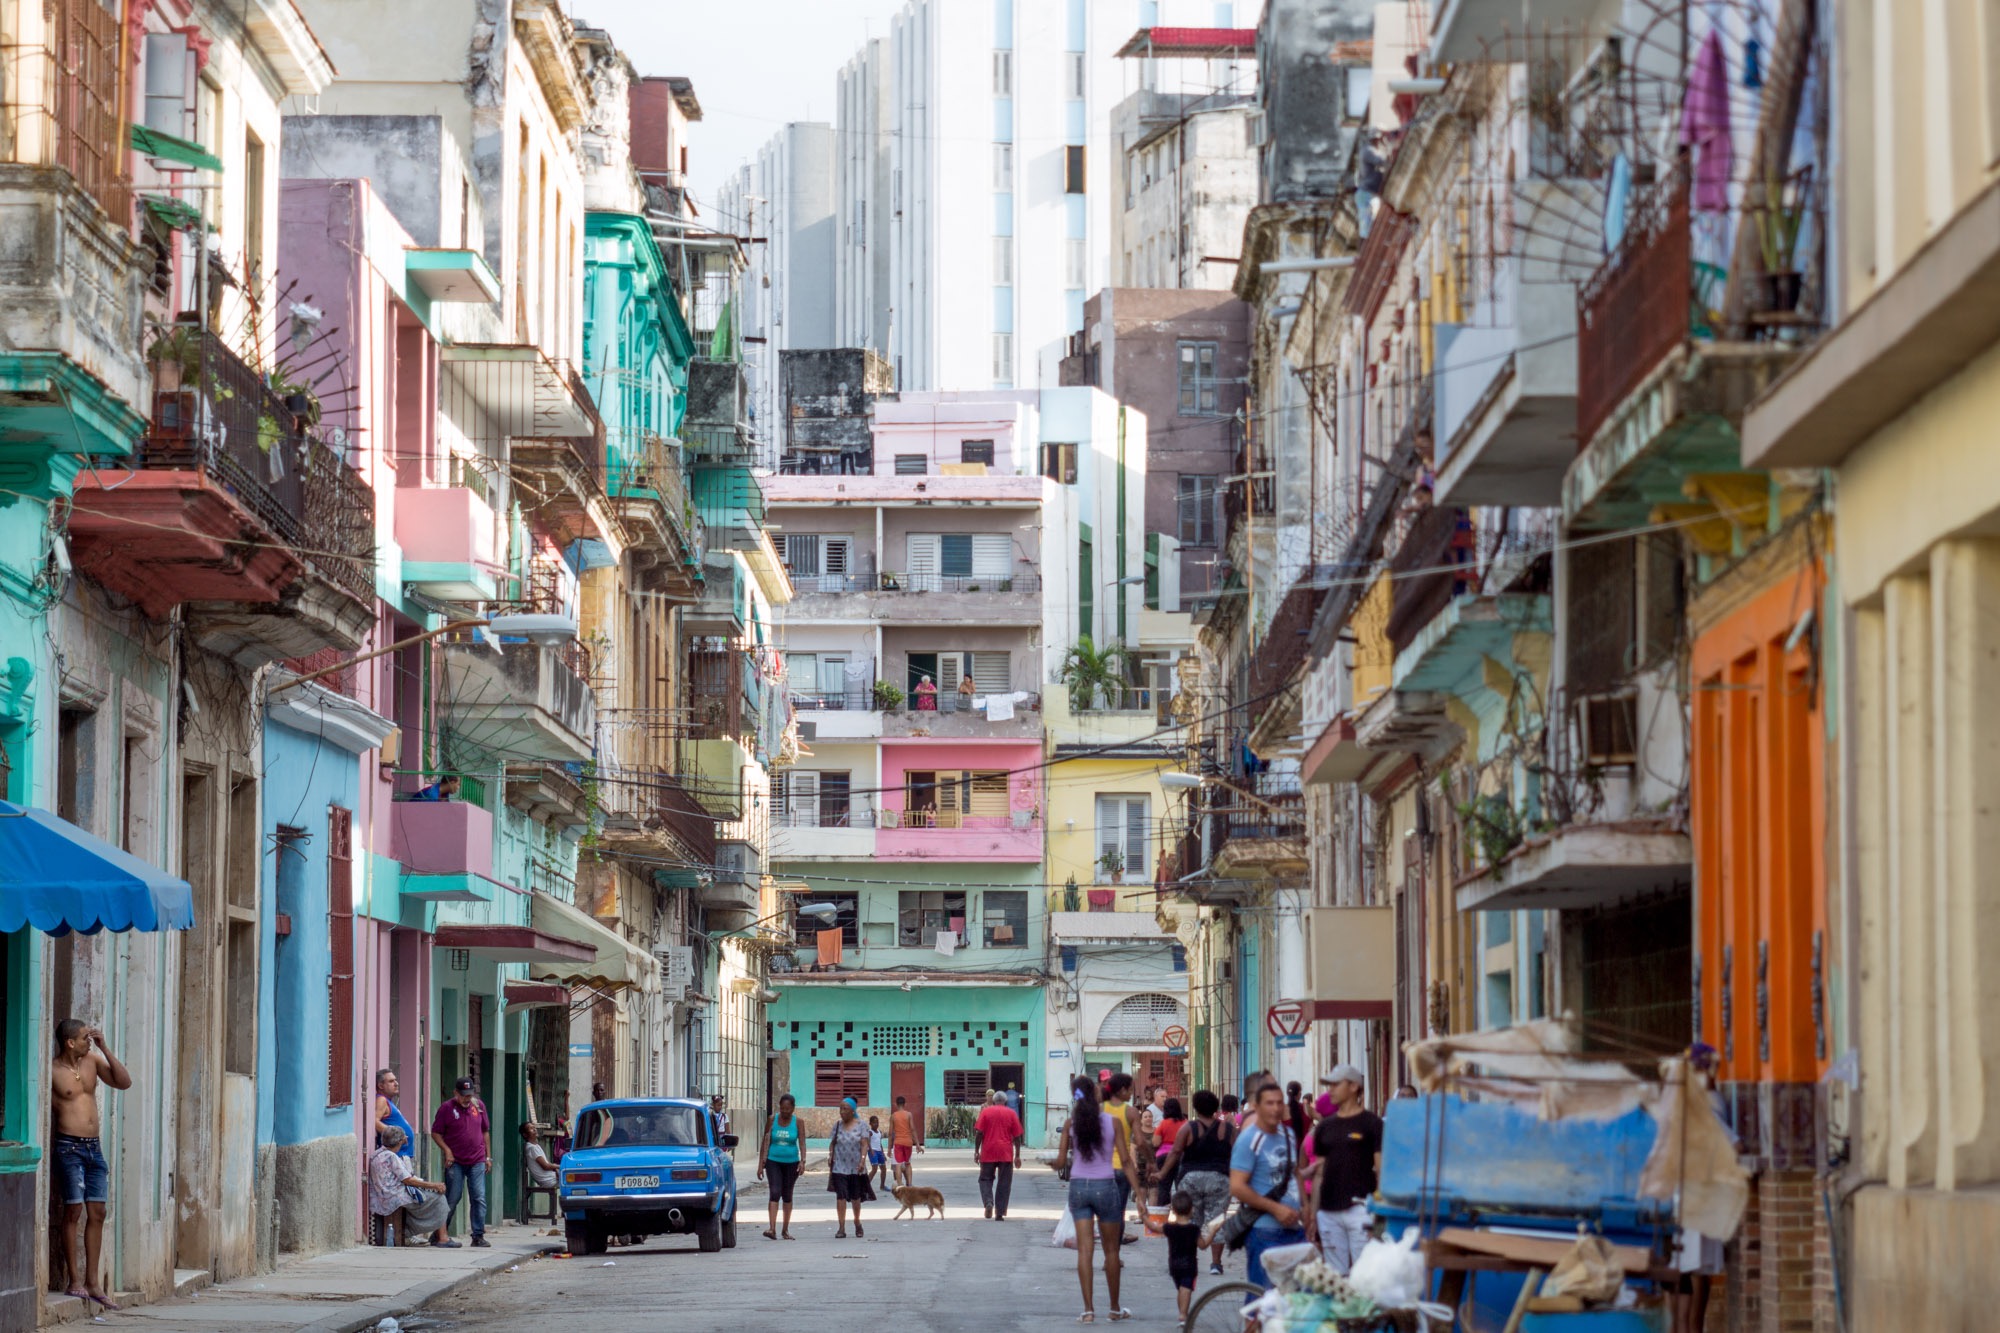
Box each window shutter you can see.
[1126,798,1149,870]
[787,770,818,823]
[824,537,851,575]
[784,534,820,575]
[144,33,193,138]
[970,534,1012,580]
[939,533,974,578]
[969,772,1008,817]
[969,651,1010,693]
[1096,795,1120,868]
[907,534,940,589]
[938,652,963,694]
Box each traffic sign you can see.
[1273,1033,1307,1050]
[1162,1025,1190,1050]
[1266,1000,1309,1037]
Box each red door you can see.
[891,1062,925,1144]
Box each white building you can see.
[718,123,837,465]
[830,0,1260,393]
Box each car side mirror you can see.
[719,1133,740,1149]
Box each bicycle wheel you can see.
[1183,1280,1265,1333]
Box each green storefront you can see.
[770,982,1048,1148]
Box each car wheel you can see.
[564,1221,589,1256]
[721,1209,737,1249]
[694,1210,723,1253]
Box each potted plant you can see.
[1058,635,1132,711]
[872,680,905,712]
[1097,848,1125,884]
[1758,167,1812,313]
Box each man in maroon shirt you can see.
[973,1089,1024,1221]
[430,1077,493,1246]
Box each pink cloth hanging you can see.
[1680,28,1734,211]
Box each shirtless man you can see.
[51,1018,132,1310]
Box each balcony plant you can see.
[1757,166,1813,312]
[1097,848,1125,884]
[872,680,905,711]
[1058,635,1131,711]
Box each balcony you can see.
[1429,0,1608,63]
[1434,181,1605,507]
[397,485,499,601]
[880,690,1043,740]
[1392,592,1553,765]
[593,757,718,865]
[441,345,612,548]
[787,568,1045,625]
[694,840,762,927]
[877,808,1044,862]
[1456,819,1692,914]
[441,635,596,762]
[683,358,752,460]
[609,432,701,590]
[389,799,495,877]
[68,329,376,659]
[1384,506,1476,654]
[503,762,590,831]
[1568,171,1799,536]
[769,807,877,861]
[1209,781,1308,881]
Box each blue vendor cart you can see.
[1371,1093,1681,1333]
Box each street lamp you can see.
[698,900,837,942]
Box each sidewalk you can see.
[52,1222,561,1333]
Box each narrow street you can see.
[431,1150,1200,1331]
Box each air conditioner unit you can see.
[1574,692,1639,767]
[655,944,695,999]
[796,720,817,743]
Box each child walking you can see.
[1164,1190,1201,1323]
[867,1115,888,1188]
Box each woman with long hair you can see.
[1056,1075,1142,1322]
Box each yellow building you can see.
[1040,689,1196,1097]
[1740,9,2000,1325]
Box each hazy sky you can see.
[577,0,905,216]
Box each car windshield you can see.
[577,1105,706,1148]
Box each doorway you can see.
[988,1061,1025,1110]
[890,1062,925,1143]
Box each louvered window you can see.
[944,1069,991,1104]
[815,1060,870,1106]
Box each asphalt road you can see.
[425,1148,1233,1331]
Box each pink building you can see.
[876,740,1044,862]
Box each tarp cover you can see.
[0,800,195,935]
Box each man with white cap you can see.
[1304,1063,1381,1274]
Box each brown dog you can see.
[889,1185,946,1220]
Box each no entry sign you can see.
[1265,1000,1309,1037]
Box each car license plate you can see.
[615,1174,660,1189]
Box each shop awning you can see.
[503,980,572,1011]
[433,924,594,966]
[0,800,195,936]
[129,124,224,172]
[525,892,657,992]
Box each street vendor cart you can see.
[1369,1022,1747,1333]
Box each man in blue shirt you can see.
[1229,1082,1307,1290]
[413,775,460,802]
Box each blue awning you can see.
[0,801,195,935]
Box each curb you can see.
[298,1243,562,1333]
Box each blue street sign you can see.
[1273,1033,1307,1050]
[568,1043,593,1058]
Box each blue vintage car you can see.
[558,1097,740,1254]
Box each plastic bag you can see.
[1349,1229,1427,1309]
[1051,1211,1077,1250]
[1259,1241,1319,1291]
[1542,1231,1624,1304]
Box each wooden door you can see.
[891,1062,925,1143]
